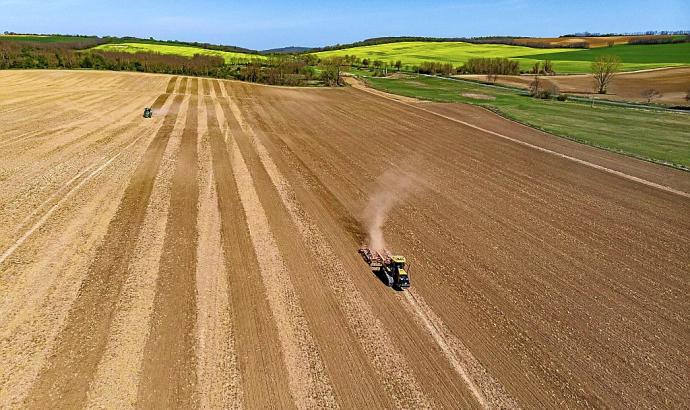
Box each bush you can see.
[418,61,454,75]
[535,90,552,99]
[556,94,568,101]
[319,64,343,86]
[529,60,555,75]
[460,57,520,75]
[628,35,690,45]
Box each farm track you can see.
[1,70,688,409]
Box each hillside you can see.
[0,34,98,43]
[314,41,690,73]
[262,46,313,54]
[94,42,264,63]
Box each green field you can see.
[362,74,690,169]
[0,34,95,43]
[529,42,690,64]
[315,41,688,73]
[94,42,264,63]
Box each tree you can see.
[642,89,661,103]
[303,53,318,66]
[319,57,345,86]
[301,66,316,81]
[394,60,402,71]
[530,61,540,75]
[685,90,690,102]
[542,60,554,75]
[592,55,621,94]
[529,75,541,97]
[487,65,497,84]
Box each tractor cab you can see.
[143,107,153,118]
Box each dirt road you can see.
[1,70,688,408]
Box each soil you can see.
[1,70,688,409]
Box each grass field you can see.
[315,41,689,73]
[529,42,690,64]
[94,42,264,63]
[363,74,690,168]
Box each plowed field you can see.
[1,70,688,409]
[458,67,690,105]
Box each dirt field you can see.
[512,35,681,48]
[1,70,689,409]
[458,67,690,105]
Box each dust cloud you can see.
[362,169,420,253]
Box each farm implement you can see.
[358,247,410,290]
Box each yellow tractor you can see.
[358,247,411,290]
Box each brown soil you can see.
[1,70,688,409]
[461,92,496,100]
[513,35,680,48]
[458,67,690,105]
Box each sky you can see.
[1,0,688,50]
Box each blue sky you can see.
[2,0,688,50]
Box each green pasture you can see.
[529,42,690,64]
[94,42,264,63]
[362,74,690,169]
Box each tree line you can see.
[309,35,589,53]
[0,40,344,86]
[330,53,549,77]
[2,32,260,54]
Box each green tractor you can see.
[143,107,153,118]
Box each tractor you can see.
[358,247,411,290]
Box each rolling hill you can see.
[93,42,264,63]
[314,41,690,73]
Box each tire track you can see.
[137,83,200,407]
[205,95,294,408]
[403,290,519,409]
[23,93,184,408]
